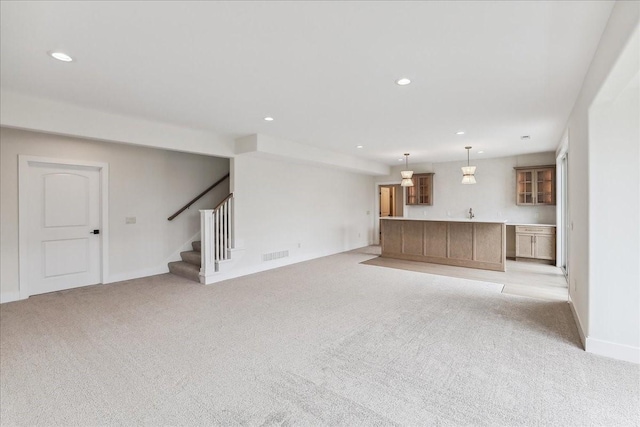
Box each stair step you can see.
[180,250,201,266]
[168,261,200,282]
[192,241,201,252]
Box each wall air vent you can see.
[262,250,289,262]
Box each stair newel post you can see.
[196,195,234,284]
[199,210,216,283]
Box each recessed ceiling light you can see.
[478,151,484,154]
[456,131,465,135]
[356,145,363,149]
[50,52,73,62]
[395,78,411,86]
[521,135,530,140]
[264,117,274,122]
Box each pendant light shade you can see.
[461,146,477,184]
[400,153,414,187]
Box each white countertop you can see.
[507,222,556,227]
[380,217,508,224]
[380,217,556,227]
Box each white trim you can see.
[585,337,640,364]
[18,155,109,299]
[568,294,586,348]
[555,128,569,160]
[555,129,569,269]
[0,291,24,304]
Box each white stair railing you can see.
[200,193,234,282]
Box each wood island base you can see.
[381,218,507,272]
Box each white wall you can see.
[561,1,639,363]
[588,32,639,358]
[373,152,557,244]
[0,127,230,302]
[217,153,374,280]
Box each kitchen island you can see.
[380,218,507,272]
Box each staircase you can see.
[167,174,233,284]
[168,240,202,282]
[167,193,234,284]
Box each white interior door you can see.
[25,161,102,296]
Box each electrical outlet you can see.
[125,217,136,224]
[297,242,301,248]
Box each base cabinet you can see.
[515,226,556,262]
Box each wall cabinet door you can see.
[535,168,555,205]
[515,166,556,206]
[516,170,535,205]
[406,173,434,206]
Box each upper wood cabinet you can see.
[406,173,434,205]
[514,165,555,206]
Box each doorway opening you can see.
[378,184,403,243]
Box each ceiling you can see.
[0,1,614,165]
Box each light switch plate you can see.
[126,217,136,224]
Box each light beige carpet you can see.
[361,254,568,301]
[1,249,638,426]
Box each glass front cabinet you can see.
[406,173,434,206]
[514,166,555,206]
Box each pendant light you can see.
[461,146,477,184]
[400,153,414,187]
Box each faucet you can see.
[468,208,474,219]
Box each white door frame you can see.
[555,131,569,273]
[18,155,109,299]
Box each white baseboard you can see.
[105,266,169,284]
[3,266,171,300]
[0,291,24,304]
[568,294,586,348]
[569,295,639,364]
[202,247,349,285]
[586,337,640,364]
